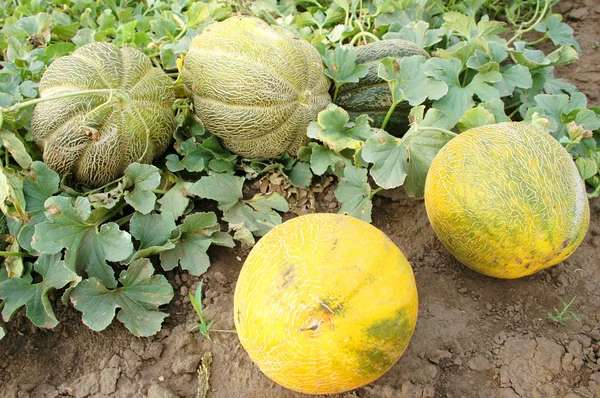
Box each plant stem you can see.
[0,251,28,257]
[508,107,521,119]
[527,34,548,46]
[333,84,341,103]
[349,31,380,46]
[370,187,384,198]
[417,126,458,138]
[381,102,398,131]
[1,89,115,114]
[507,0,549,46]
[210,329,237,333]
[114,213,134,226]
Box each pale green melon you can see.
[183,16,332,159]
[31,42,175,187]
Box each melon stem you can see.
[0,89,117,116]
[0,251,28,257]
[414,126,458,138]
[381,102,398,131]
[349,32,380,46]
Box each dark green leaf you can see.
[123,163,161,215]
[159,212,234,275]
[70,258,174,337]
[0,254,79,328]
[334,164,372,223]
[32,196,133,288]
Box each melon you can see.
[182,16,331,159]
[424,122,590,279]
[335,39,429,135]
[234,213,418,394]
[31,42,175,187]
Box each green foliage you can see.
[547,296,580,326]
[189,279,214,340]
[0,254,78,328]
[0,0,598,339]
[70,258,174,337]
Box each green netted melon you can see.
[31,42,175,187]
[335,39,429,135]
[183,16,331,159]
[424,122,590,279]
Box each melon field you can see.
[1,0,600,397]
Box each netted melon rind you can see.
[424,122,590,279]
[182,16,332,159]
[31,42,175,187]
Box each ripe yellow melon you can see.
[183,16,331,159]
[424,122,590,279]
[234,213,418,394]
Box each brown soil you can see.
[2,2,600,398]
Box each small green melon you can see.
[183,16,332,159]
[335,39,429,135]
[31,42,175,187]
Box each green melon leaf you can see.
[383,20,446,48]
[456,106,496,132]
[535,14,580,52]
[362,130,408,189]
[363,107,455,197]
[322,45,369,89]
[309,144,346,176]
[428,57,499,128]
[0,254,79,328]
[0,166,27,222]
[70,258,173,337]
[159,212,234,275]
[158,182,193,220]
[481,98,512,123]
[287,162,312,188]
[18,162,61,252]
[0,326,4,340]
[129,212,177,262]
[377,56,448,106]
[576,157,598,181]
[307,105,374,152]
[442,12,476,39]
[192,170,289,241]
[32,196,134,289]
[334,163,372,223]
[123,163,161,215]
[4,238,24,278]
[476,20,507,38]
[495,65,533,97]
[190,172,243,211]
[0,129,32,169]
[224,193,289,238]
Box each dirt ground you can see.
[2,2,600,398]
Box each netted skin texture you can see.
[183,16,332,159]
[335,39,429,133]
[31,42,175,187]
[424,122,590,279]
[234,213,418,394]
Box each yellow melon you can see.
[424,122,590,279]
[233,213,418,394]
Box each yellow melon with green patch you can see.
[234,213,418,394]
[424,122,590,279]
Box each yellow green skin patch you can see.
[234,213,418,394]
[424,122,589,279]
